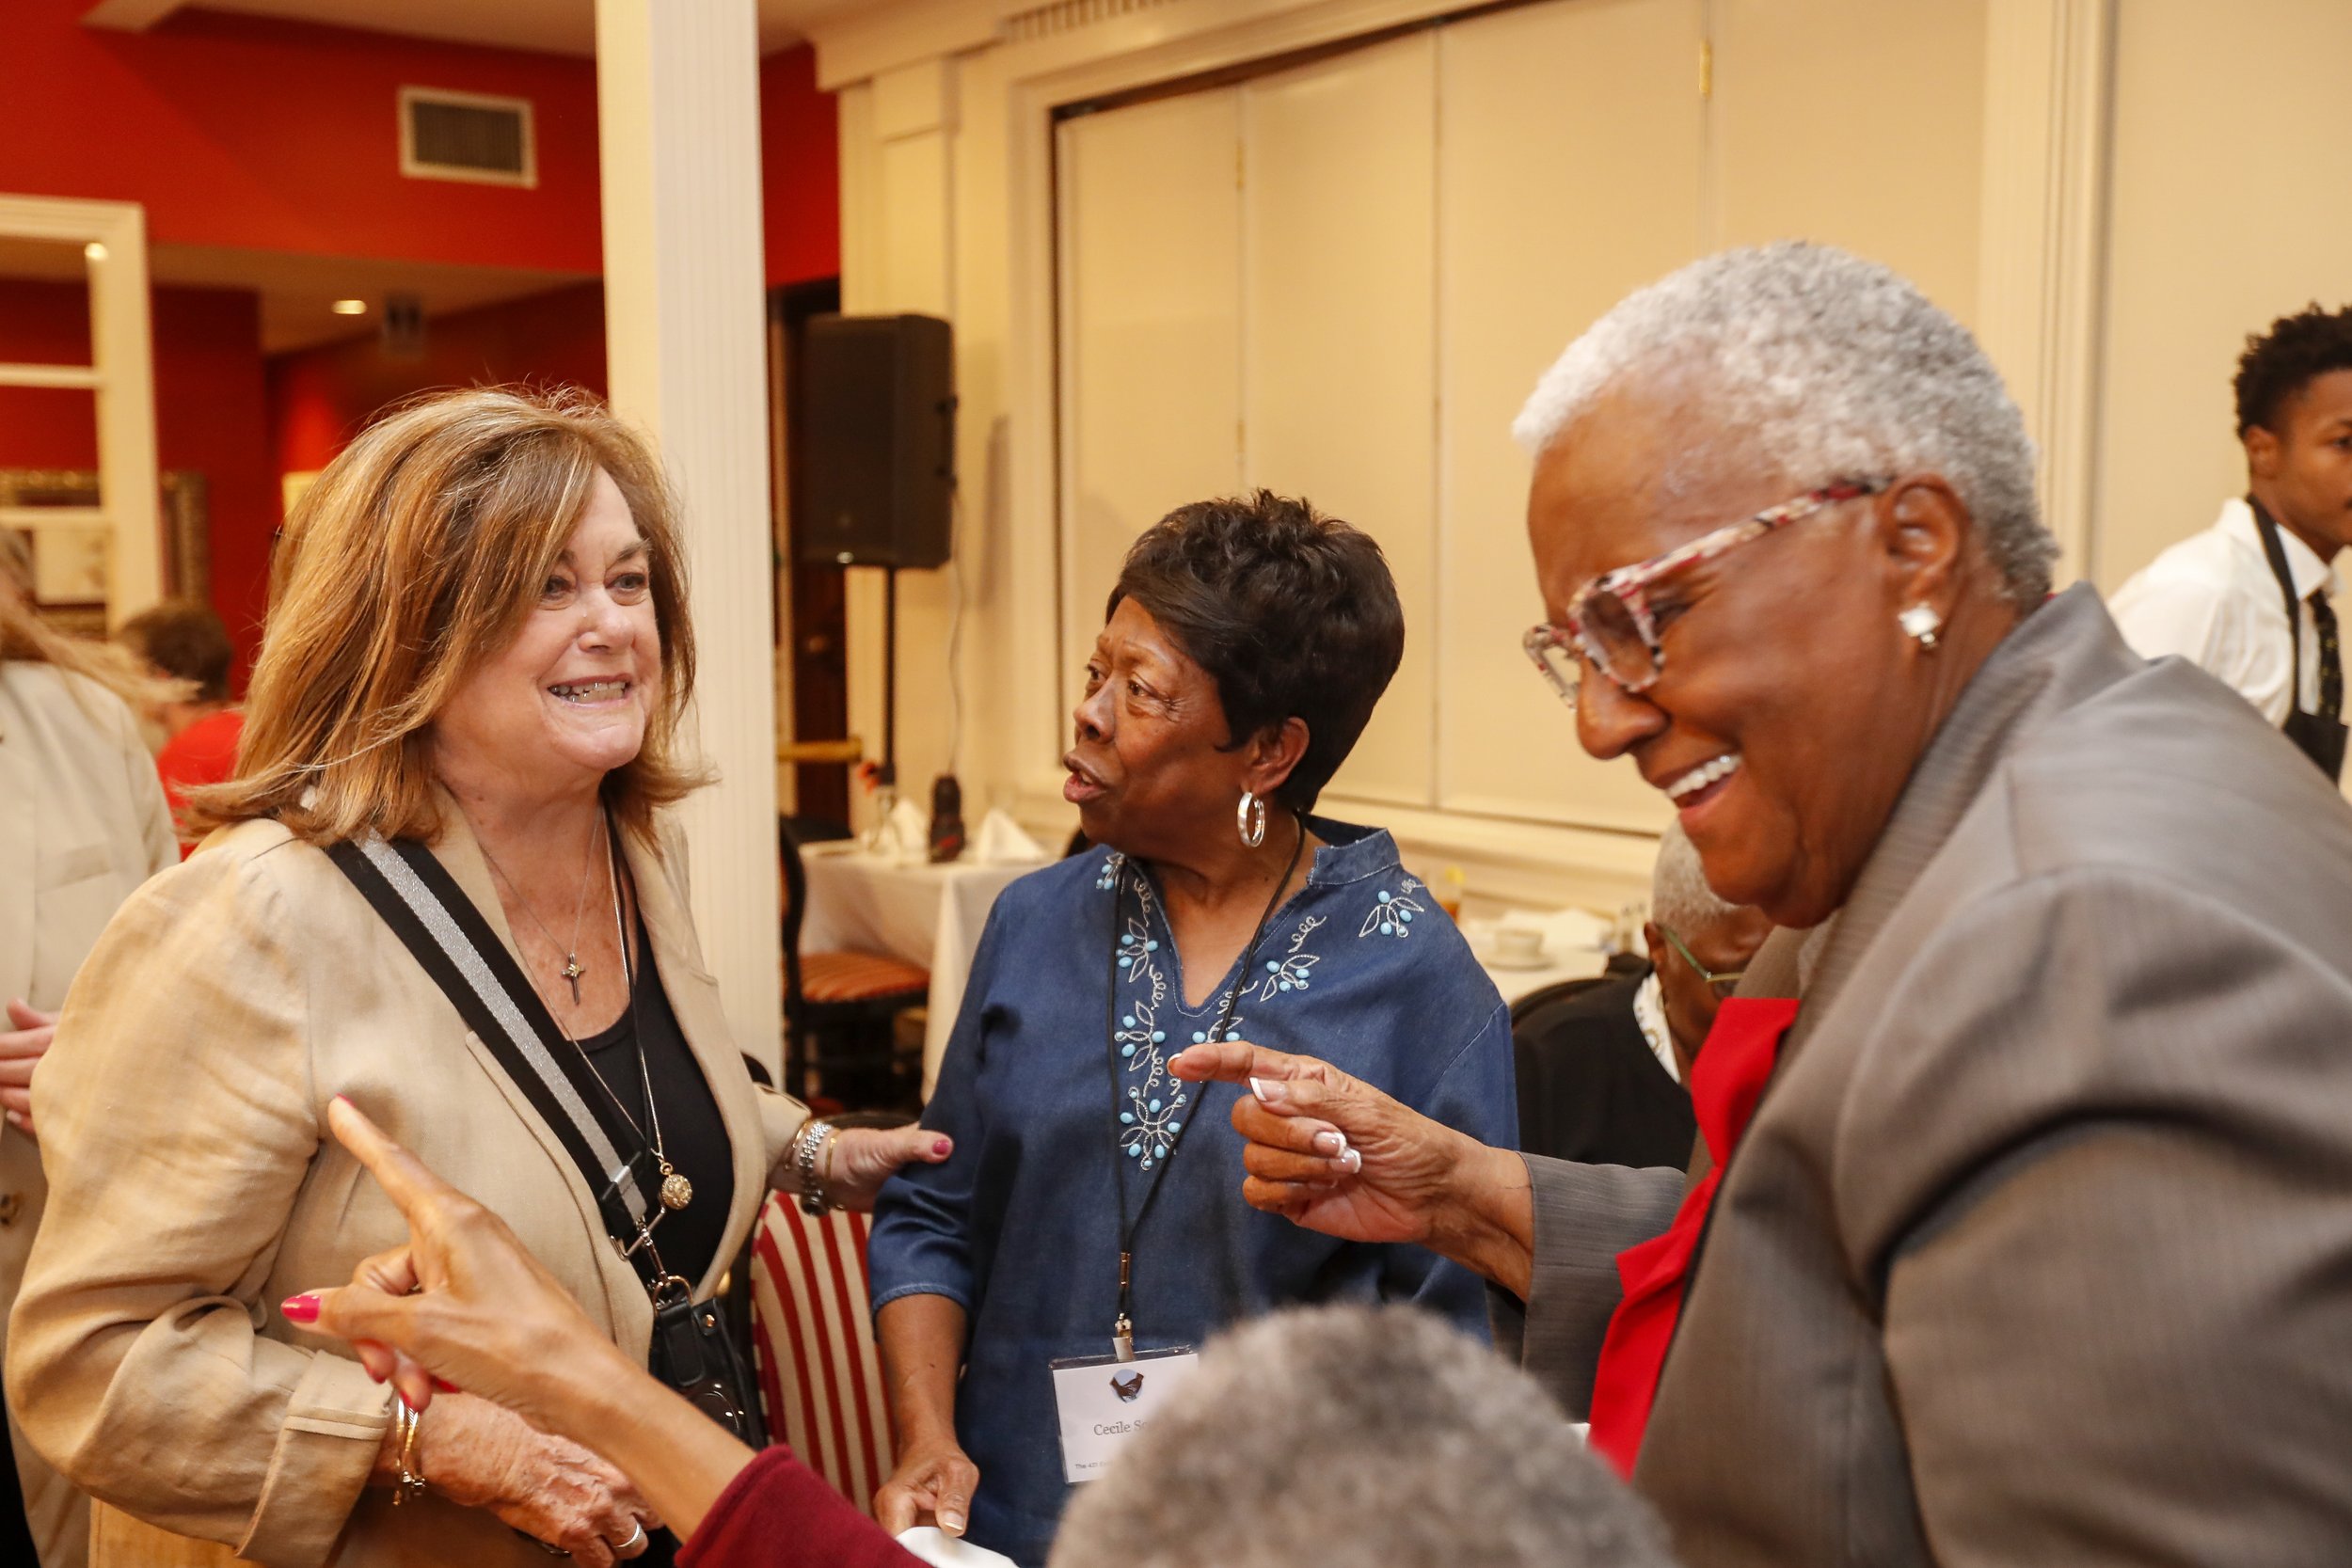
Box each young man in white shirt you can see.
[2110,305,2352,778]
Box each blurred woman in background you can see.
[0,562,177,1568]
[116,599,242,852]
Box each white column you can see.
[596,0,783,1077]
[1976,0,2115,585]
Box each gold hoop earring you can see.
[1237,791,1267,848]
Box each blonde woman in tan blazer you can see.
[5,389,949,1568]
[0,580,178,1568]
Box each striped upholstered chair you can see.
[780,819,929,1108]
[746,1191,897,1516]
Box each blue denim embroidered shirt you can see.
[867,818,1516,1566]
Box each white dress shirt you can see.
[2109,496,2341,727]
[1631,969,1679,1085]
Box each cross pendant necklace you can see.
[480,810,605,1013]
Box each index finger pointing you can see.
[327,1096,462,1222]
[1168,1041,1327,1088]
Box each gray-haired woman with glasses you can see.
[1175,243,2352,1565]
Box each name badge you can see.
[1048,1347,1201,1483]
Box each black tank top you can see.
[572,915,735,1290]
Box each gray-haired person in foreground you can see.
[1178,241,2352,1564]
[1050,1306,1672,1568]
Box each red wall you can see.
[1,7,840,677]
[1,2,837,282]
[267,282,610,476]
[0,280,273,686]
[762,46,841,289]
[0,1,605,272]
[0,281,98,467]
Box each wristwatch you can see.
[791,1117,836,1215]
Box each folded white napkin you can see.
[895,1527,1020,1566]
[872,796,930,860]
[971,807,1046,865]
[1495,905,1612,956]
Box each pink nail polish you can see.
[280,1293,320,1323]
[932,1137,951,1157]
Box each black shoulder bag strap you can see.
[326,834,768,1447]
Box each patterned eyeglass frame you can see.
[1521,479,1890,707]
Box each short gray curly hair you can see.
[1048,1305,1674,1568]
[1513,242,2056,608]
[1652,820,1742,937]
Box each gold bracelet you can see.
[389,1395,427,1507]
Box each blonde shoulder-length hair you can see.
[187,387,705,846]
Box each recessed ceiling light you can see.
[331,298,368,316]
[83,242,106,261]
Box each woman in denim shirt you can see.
[867,493,1516,1567]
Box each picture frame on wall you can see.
[0,467,209,635]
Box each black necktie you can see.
[2310,590,2342,721]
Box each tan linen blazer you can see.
[6,800,810,1568]
[0,662,177,1568]
[1498,585,2352,1565]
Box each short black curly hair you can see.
[2234,304,2352,437]
[1107,491,1404,814]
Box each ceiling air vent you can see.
[399,87,536,188]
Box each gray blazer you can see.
[1498,585,2352,1566]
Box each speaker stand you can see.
[881,565,898,789]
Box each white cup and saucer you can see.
[1486,926,1551,971]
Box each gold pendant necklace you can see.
[518,808,693,1218]
[595,817,691,1216]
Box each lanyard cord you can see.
[1101,813,1306,1359]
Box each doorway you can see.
[771,277,851,833]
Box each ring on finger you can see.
[613,1521,647,1554]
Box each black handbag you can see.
[328,832,768,1448]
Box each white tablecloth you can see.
[1458,914,1613,1004]
[798,846,1041,1099]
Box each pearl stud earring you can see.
[1899,603,1942,649]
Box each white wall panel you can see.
[1711,0,1988,328]
[2093,0,2352,589]
[1057,90,1243,699]
[1242,32,1438,808]
[1435,0,1703,832]
[1040,0,1993,873]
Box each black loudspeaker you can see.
[799,313,956,569]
